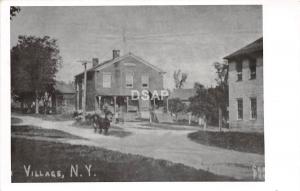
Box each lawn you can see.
[141,122,199,130]
[13,112,74,121]
[162,119,199,127]
[11,117,23,125]
[188,131,264,154]
[11,127,233,182]
[12,125,85,140]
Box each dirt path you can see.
[12,115,264,180]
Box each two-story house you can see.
[224,37,263,129]
[74,50,166,118]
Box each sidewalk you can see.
[12,114,264,180]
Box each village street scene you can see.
[10,6,264,182]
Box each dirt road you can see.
[12,115,264,180]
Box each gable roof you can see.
[223,37,263,60]
[75,52,165,77]
[54,81,75,94]
[169,88,196,101]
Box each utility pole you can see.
[78,60,91,117]
[218,107,222,131]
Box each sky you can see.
[10,6,262,89]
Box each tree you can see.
[188,83,216,120]
[188,61,228,130]
[168,98,186,121]
[173,69,188,89]
[213,61,229,130]
[214,61,228,88]
[10,6,21,20]
[11,35,62,114]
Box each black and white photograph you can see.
[8,5,265,182]
[3,0,300,190]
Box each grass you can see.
[11,125,85,140]
[105,130,132,138]
[162,119,199,127]
[141,122,199,130]
[188,131,264,155]
[11,117,23,125]
[11,137,233,182]
[11,125,233,182]
[13,112,74,121]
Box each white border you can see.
[2,0,300,191]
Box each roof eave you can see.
[224,50,263,61]
[223,37,263,61]
[75,52,165,76]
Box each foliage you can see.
[10,6,21,20]
[213,61,228,86]
[11,35,62,113]
[213,61,229,118]
[188,83,216,118]
[168,98,187,120]
[187,62,229,126]
[173,69,188,89]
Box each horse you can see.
[91,111,113,135]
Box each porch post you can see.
[166,97,169,113]
[113,96,117,123]
[82,62,87,116]
[76,82,79,111]
[95,96,98,111]
[126,96,129,112]
[113,96,117,113]
[98,96,101,110]
[94,71,98,111]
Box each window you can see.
[237,98,243,120]
[236,62,243,81]
[103,72,111,88]
[126,72,133,88]
[249,59,256,79]
[250,97,257,119]
[141,75,149,88]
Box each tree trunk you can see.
[218,107,222,131]
[35,90,39,114]
[21,100,24,112]
[44,92,48,115]
[198,117,202,127]
[44,100,47,115]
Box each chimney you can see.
[92,58,99,67]
[112,50,120,59]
